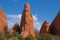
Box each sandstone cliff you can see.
[49,10,60,36]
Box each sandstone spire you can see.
[49,10,60,36]
[39,20,49,34]
[20,3,35,37]
[0,7,7,33]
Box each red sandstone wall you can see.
[49,10,60,36]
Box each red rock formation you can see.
[20,3,35,37]
[13,23,20,33]
[39,20,49,34]
[0,7,7,33]
[9,23,20,34]
[49,10,60,36]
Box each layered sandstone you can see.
[20,3,35,37]
[0,7,7,33]
[49,10,60,36]
[39,20,49,34]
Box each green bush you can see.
[36,34,60,40]
[0,32,60,40]
[25,35,35,40]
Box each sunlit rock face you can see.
[20,3,35,37]
[0,7,7,33]
[39,20,49,34]
[49,10,60,36]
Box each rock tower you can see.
[39,20,49,34]
[20,3,35,37]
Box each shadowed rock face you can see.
[20,3,35,37]
[49,10,60,36]
[0,7,7,33]
[39,20,49,34]
[13,23,20,33]
[9,23,20,34]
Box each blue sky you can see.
[0,0,60,31]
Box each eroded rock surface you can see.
[13,23,20,33]
[39,20,49,34]
[49,10,60,36]
[0,7,7,33]
[20,3,35,37]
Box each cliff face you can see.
[39,20,49,34]
[20,3,35,37]
[49,10,60,36]
[0,7,7,33]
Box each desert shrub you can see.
[36,34,60,40]
[13,32,20,37]
[5,32,13,38]
[18,35,24,40]
[13,32,24,40]
[0,33,7,40]
[25,35,35,40]
[0,31,60,40]
[4,26,8,34]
